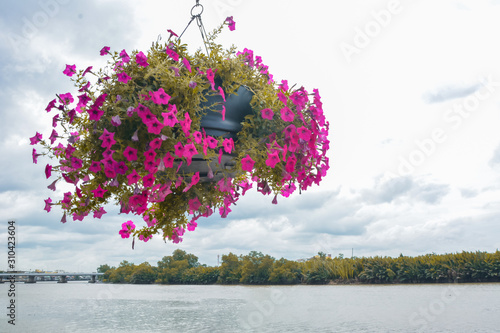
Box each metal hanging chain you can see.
[178,0,211,56]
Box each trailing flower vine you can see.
[31,18,330,244]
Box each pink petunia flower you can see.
[182,57,191,72]
[206,68,215,90]
[123,146,138,161]
[93,207,107,219]
[261,108,274,120]
[280,107,295,122]
[241,155,255,172]
[152,88,171,105]
[136,51,149,67]
[117,72,132,84]
[119,49,130,63]
[167,29,178,38]
[183,143,198,165]
[225,16,236,31]
[44,198,53,212]
[30,132,43,145]
[63,64,76,77]
[100,46,110,56]
[91,184,108,198]
[127,169,141,185]
[82,66,93,76]
[265,151,280,168]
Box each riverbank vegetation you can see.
[97,249,500,285]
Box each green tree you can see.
[269,258,302,284]
[156,249,200,284]
[130,262,157,284]
[240,251,275,284]
[218,252,242,284]
[97,264,112,281]
[108,261,135,283]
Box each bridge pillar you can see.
[25,275,36,283]
[58,275,68,283]
[88,275,96,283]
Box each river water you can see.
[1,282,499,332]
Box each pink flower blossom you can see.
[89,161,102,173]
[280,106,295,122]
[32,148,40,164]
[162,110,178,127]
[83,66,93,76]
[99,128,116,149]
[150,138,162,150]
[206,68,215,90]
[223,138,234,154]
[241,155,255,172]
[285,155,297,173]
[167,29,178,38]
[183,143,198,165]
[261,108,274,120]
[93,207,107,219]
[111,115,122,126]
[88,106,104,121]
[91,184,108,198]
[119,49,130,63]
[136,51,149,67]
[277,92,287,104]
[180,112,192,136]
[183,172,200,192]
[152,88,171,105]
[166,47,179,61]
[100,46,110,56]
[225,16,236,31]
[163,152,174,168]
[297,126,312,141]
[30,132,43,145]
[63,64,76,77]
[119,220,136,239]
[46,99,57,112]
[127,169,141,185]
[218,86,226,102]
[265,151,280,168]
[193,131,202,144]
[45,164,52,179]
[117,72,132,83]
[143,173,156,187]
[174,142,184,157]
[47,179,58,191]
[182,57,191,72]
[187,221,197,232]
[44,197,52,212]
[139,234,153,242]
[188,197,201,212]
[59,92,74,105]
[146,118,165,135]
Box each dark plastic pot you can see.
[200,80,254,140]
[177,81,254,182]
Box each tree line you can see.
[97,249,500,285]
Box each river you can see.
[1,282,499,332]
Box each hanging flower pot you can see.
[31,14,330,244]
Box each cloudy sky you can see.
[1,0,500,272]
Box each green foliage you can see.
[98,250,500,285]
[130,262,157,284]
[107,260,135,283]
[218,252,241,284]
[269,258,302,284]
[239,251,275,284]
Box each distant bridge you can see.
[0,272,104,283]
